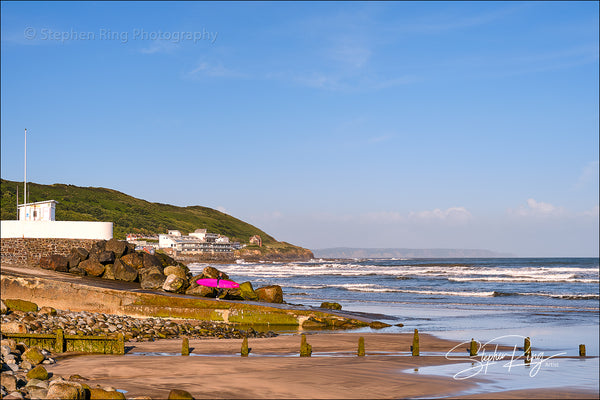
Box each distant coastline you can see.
[311,247,515,259]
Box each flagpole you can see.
[24,128,27,207]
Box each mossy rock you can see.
[22,347,45,365]
[302,317,328,329]
[89,388,126,399]
[4,298,38,313]
[168,389,194,400]
[239,282,259,301]
[369,321,392,329]
[320,302,342,310]
[26,365,49,380]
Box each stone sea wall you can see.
[0,238,96,266]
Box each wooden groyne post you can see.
[579,344,586,357]
[241,337,249,357]
[357,336,365,357]
[300,334,312,357]
[182,337,189,356]
[524,337,532,362]
[55,329,64,353]
[411,329,419,356]
[469,338,478,356]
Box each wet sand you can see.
[44,332,599,399]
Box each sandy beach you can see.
[44,332,599,399]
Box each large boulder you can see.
[89,240,107,257]
[105,238,128,258]
[88,388,126,400]
[168,389,194,400]
[154,251,178,267]
[26,364,49,380]
[221,288,244,300]
[119,253,144,270]
[102,264,116,280]
[202,266,229,280]
[239,282,259,301]
[142,252,163,269]
[185,285,215,297]
[97,251,116,265]
[1,374,17,392]
[163,274,186,293]
[255,285,283,303]
[72,247,89,261]
[46,381,85,400]
[39,254,69,272]
[139,266,164,282]
[79,259,105,277]
[22,347,45,365]
[113,259,138,282]
[320,302,342,310]
[67,252,82,269]
[3,299,38,312]
[1,321,27,334]
[163,265,187,280]
[140,273,167,290]
[38,306,57,316]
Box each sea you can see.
[189,258,599,354]
[188,257,599,394]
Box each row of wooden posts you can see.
[180,329,588,357]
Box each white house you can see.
[18,200,57,221]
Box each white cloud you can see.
[509,198,565,217]
[139,40,180,55]
[188,61,246,79]
[409,207,473,223]
[575,161,599,189]
[581,205,599,218]
[360,211,405,223]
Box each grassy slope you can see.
[0,179,280,245]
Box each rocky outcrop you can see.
[97,251,115,265]
[113,259,137,282]
[320,302,342,310]
[79,259,105,277]
[140,273,166,290]
[168,389,194,400]
[255,285,283,304]
[163,275,186,293]
[239,282,258,301]
[39,255,69,272]
[32,240,286,304]
[236,246,313,262]
[104,238,128,258]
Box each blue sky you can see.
[1,1,598,256]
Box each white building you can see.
[158,229,233,254]
[18,200,58,221]
[2,199,112,240]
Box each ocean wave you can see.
[329,284,497,297]
[448,277,599,284]
[492,291,600,300]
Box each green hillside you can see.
[0,179,277,245]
